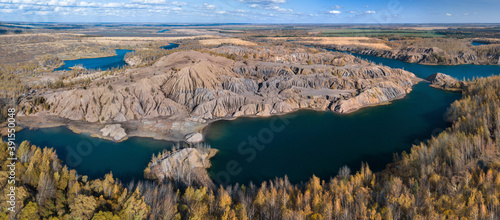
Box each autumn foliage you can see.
[1,76,500,219]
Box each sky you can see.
[0,0,499,23]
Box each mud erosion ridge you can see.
[321,42,500,65]
[18,45,419,142]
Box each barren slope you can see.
[21,46,419,141]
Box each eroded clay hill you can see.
[35,46,418,141]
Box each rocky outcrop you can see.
[185,132,203,143]
[333,81,408,113]
[145,146,218,187]
[426,73,465,91]
[100,124,127,141]
[124,56,142,67]
[32,47,418,141]
[323,44,499,65]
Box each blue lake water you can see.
[14,126,174,182]
[160,43,179,50]
[327,48,499,80]
[16,49,500,184]
[55,49,134,71]
[205,51,500,184]
[471,42,489,46]
[206,83,460,184]
[157,29,170,33]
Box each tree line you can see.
[1,73,500,220]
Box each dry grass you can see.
[0,33,220,64]
[0,33,115,63]
[88,35,217,45]
[293,37,392,50]
[170,29,219,35]
[198,38,257,46]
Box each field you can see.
[267,36,393,50]
[314,28,445,38]
[198,38,256,46]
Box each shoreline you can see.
[319,45,500,66]
[55,47,136,62]
[17,83,419,144]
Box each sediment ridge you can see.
[322,43,500,65]
[18,45,418,142]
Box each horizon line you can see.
[2,21,500,25]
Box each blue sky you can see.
[0,0,499,23]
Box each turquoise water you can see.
[16,49,500,184]
[206,83,460,184]
[157,29,170,33]
[205,51,500,185]
[160,43,179,50]
[14,126,174,182]
[471,42,489,46]
[55,49,133,71]
[328,49,499,80]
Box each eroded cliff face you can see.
[356,47,480,65]
[326,44,500,65]
[28,46,418,141]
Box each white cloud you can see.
[238,0,286,4]
[52,0,77,6]
[365,10,376,14]
[197,3,215,10]
[332,5,343,9]
[102,2,122,8]
[124,4,147,8]
[35,10,49,15]
[132,0,167,4]
[215,10,227,14]
[446,13,452,16]
[238,0,286,9]
[464,12,477,16]
[329,10,341,14]
[171,1,186,6]
[77,1,97,7]
[270,5,292,13]
[0,8,14,13]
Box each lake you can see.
[14,126,175,182]
[17,49,500,184]
[471,42,489,46]
[205,83,460,184]
[55,45,179,72]
[205,50,500,184]
[55,49,134,71]
[160,43,179,50]
[327,48,499,80]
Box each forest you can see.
[0,74,499,219]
